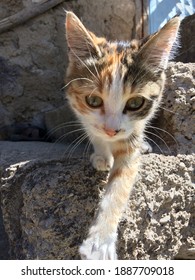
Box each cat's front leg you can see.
[90,136,114,171]
[80,144,140,260]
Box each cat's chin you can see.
[104,135,127,142]
[90,130,129,142]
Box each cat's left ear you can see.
[66,11,102,62]
[138,17,180,70]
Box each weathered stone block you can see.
[0,153,194,259]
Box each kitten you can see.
[65,11,180,260]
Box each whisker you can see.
[158,105,179,115]
[144,135,164,155]
[128,133,140,149]
[125,140,130,154]
[82,138,92,159]
[66,133,89,160]
[146,131,171,154]
[84,37,101,81]
[69,48,99,82]
[45,122,82,140]
[81,84,96,89]
[51,128,85,147]
[46,123,81,135]
[62,132,87,158]
[45,127,85,155]
[61,77,94,90]
[89,87,98,97]
[146,125,179,148]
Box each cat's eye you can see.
[125,96,145,111]
[85,95,103,108]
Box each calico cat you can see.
[65,11,180,260]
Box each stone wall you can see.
[0,152,194,260]
[175,13,195,63]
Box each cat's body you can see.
[65,12,180,260]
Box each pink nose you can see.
[104,128,119,137]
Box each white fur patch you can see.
[79,231,117,260]
[104,64,124,132]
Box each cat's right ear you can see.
[65,11,102,62]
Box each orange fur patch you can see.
[109,166,136,183]
[112,148,127,159]
[108,168,123,182]
[112,141,133,159]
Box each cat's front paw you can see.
[90,153,113,171]
[140,141,152,154]
[79,235,117,260]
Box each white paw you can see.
[140,141,152,154]
[90,153,113,171]
[79,235,117,260]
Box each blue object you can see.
[149,0,195,33]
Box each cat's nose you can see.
[104,128,120,137]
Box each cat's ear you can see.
[65,11,102,62]
[138,17,180,70]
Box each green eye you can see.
[85,95,103,108]
[125,96,145,111]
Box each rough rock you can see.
[175,13,195,63]
[120,154,195,260]
[0,206,9,260]
[0,0,23,20]
[0,151,194,260]
[70,0,135,41]
[0,141,73,259]
[0,5,67,128]
[159,62,195,154]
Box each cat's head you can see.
[65,11,180,142]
